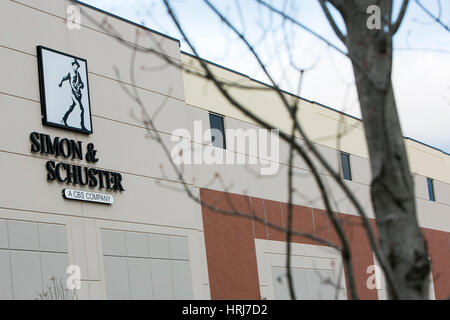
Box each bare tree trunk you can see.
[330,0,430,299]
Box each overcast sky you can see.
[80,0,450,153]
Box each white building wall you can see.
[254,239,347,300]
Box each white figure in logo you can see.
[58,59,87,131]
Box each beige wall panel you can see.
[190,149,289,204]
[66,26,185,100]
[414,174,429,200]
[82,116,194,183]
[193,231,211,292]
[71,281,91,300]
[185,104,211,141]
[183,60,290,129]
[89,73,189,136]
[87,281,103,299]
[66,0,181,61]
[184,72,292,139]
[192,155,252,196]
[321,175,375,219]
[346,180,375,218]
[187,230,211,299]
[407,140,450,182]
[1,0,69,55]
[188,187,206,232]
[248,166,279,202]
[313,144,341,176]
[298,105,369,158]
[223,116,270,159]
[68,217,90,283]
[82,218,102,280]
[416,199,450,232]
[351,154,372,185]
[434,180,450,206]
[291,168,326,210]
[0,47,40,102]
[277,137,307,171]
[12,0,67,17]
[0,152,84,216]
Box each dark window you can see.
[209,113,226,149]
[427,178,435,201]
[340,152,352,181]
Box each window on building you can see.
[340,152,352,181]
[272,266,335,299]
[101,229,193,300]
[427,178,435,201]
[0,219,69,299]
[209,113,226,149]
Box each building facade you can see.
[0,0,449,300]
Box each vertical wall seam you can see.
[262,199,268,239]
[5,220,15,299]
[249,196,255,239]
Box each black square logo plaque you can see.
[37,46,93,134]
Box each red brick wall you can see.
[422,228,450,299]
[200,189,261,299]
[200,188,449,300]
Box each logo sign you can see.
[63,188,114,205]
[37,46,93,134]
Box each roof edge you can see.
[181,51,361,122]
[73,0,181,44]
[181,51,449,157]
[405,137,450,156]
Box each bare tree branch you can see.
[256,0,348,56]
[392,0,410,34]
[319,0,347,43]
[414,0,449,32]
